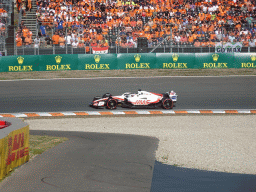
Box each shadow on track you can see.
[151,161,256,192]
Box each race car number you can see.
[98,101,105,106]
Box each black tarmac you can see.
[0,76,256,192]
[0,76,256,113]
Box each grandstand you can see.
[4,0,256,55]
[0,0,13,56]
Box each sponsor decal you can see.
[172,53,179,62]
[203,54,228,68]
[215,42,242,53]
[92,47,108,54]
[163,54,188,69]
[126,54,150,69]
[8,56,33,72]
[46,55,71,71]
[241,55,256,68]
[94,55,101,63]
[84,55,110,70]
[55,55,62,64]
[17,56,24,64]
[163,63,187,69]
[85,64,110,70]
[203,63,228,68]
[212,54,219,62]
[134,54,141,62]
[251,55,256,62]
[132,100,150,105]
[6,133,29,166]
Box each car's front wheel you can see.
[106,99,117,109]
[162,98,173,109]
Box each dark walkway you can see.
[0,130,158,192]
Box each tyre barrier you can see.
[0,117,29,180]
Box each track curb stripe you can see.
[1,110,255,118]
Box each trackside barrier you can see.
[0,120,11,129]
[0,118,29,180]
[0,53,256,72]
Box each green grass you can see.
[29,135,68,159]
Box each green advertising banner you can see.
[77,54,117,70]
[0,55,39,72]
[1,53,255,73]
[38,54,78,71]
[195,53,235,69]
[117,53,156,69]
[156,53,195,69]
[234,53,256,69]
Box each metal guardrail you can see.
[13,45,256,56]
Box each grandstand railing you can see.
[13,44,256,56]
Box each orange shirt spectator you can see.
[25,35,32,46]
[22,27,29,38]
[16,36,22,47]
[59,35,65,47]
[194,40,201,47]
[52,32,60,45]
[78,41,84,48]
[96,34,103,41]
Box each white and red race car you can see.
[89,89,177,109]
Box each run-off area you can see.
[26,115,256,175]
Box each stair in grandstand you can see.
[21,0,37,39]
[2,0,14,56]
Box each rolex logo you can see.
[172,53,179,62]
[134,54,141,62]
[55,55,62,64]
[94,55,101,63]
[212,54,219,62]
[250,55,256,62]
[17,56,24,65]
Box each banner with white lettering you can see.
[92,47,109,54]
[215,42,243,53]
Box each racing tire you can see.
[162,99,173,109]
[106,99,117,110]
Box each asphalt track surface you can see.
[1,76,256,191]
[0,76,256,113]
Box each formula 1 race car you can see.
[89,89,178,109]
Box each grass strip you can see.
[0,69,255,80]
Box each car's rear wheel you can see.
[106,99,117,109]
[162,99,173,109]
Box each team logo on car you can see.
[250,55,256,62]
[212,54,219,62]
[94,55,101,63]
[17,56,24,65]
[55,55,62,64]
[172,53,179,62]
[133,100,150,105]
[134,54,141,62]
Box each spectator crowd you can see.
[0,7,7,37]
[16,0,256,49]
